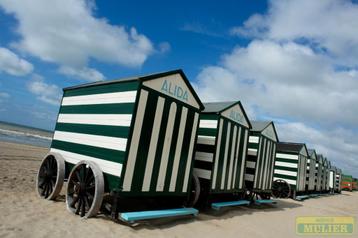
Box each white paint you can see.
[227,126,237,189]
[141,96,165,192]
[195,152,214,163]
[276,153,299,160]
[246,161,256,168]
[245,174,254,181]
[199,120,218,129]
[275,161,298,168]
[50,148,122,177]
[239,129,248,189]
[194,168,211,180]
[247,148,258,156]
[211,119,223,189]
[231,127,242,189]
[274,169,297,177]
[197,135,216,145]
[122,90,148,191]
[57,114,132,127]
[62,91,137,106]
[53,131,127,151]
[221,122,231,190]
[249,136,259,143]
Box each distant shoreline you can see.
[0,120,53,133]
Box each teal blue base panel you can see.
[211,200,250,210]
[120,208,199,223]
[255,199,277,204]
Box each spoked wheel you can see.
[185,174,201,207]
[36,153,65,200]
[66,161,104,218]
[272,179,291,198]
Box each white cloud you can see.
[158,42,171,54]
[0,92,10,105]
[27,75,62,105]
[59,66,105,82]
[0,0,155,81]
[231,0,358,66]
[0,47,33,76]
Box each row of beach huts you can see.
[36,70,357,224]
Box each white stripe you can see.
[261,141,271,189]
[245,174,254,181]
[268,144,276,189]
[247,148,257,156]
[194,168,211,180]
[57,114,132,127]
[53,131,127,151]
[239,129,248,189]
[227,126,237,189]
[156,103,177,191]
[122,90,148,191]
[62,91,137,106]
[169,107,188,192]
[220,122,231,189]
[276,153,298,160]
[141,97,165,192]
[231,127,242,189]
[197,135,216,145]
[255,138,266,188]
[199,120,218,129]
[273,177,296,185]
[50,148,122,177]
[274,169,297,177]
[249,136,259,143]
[211,119,223,189]
[195,152,214,163]
[246,161,256,168]
[275,161,298,168]
[182,113,199,192]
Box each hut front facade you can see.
[273,142,308,196]
[315,154,324,191]
[335,168,342,193]
[245,121,279,195]
[50,70,204,197]
[329,166,336,193]
[306,149,317,192]
[194,101,251,196]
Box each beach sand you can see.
[0,141,357,238]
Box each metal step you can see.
[254,199,277,204]
[211,200,250,210]
[120,208,199,223]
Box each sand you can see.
[0,141,357,238]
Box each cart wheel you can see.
[36,153,65,200]
[272,179,291,198]
[66,161,104,218]
[185,173,201,207]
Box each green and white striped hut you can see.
[193,101,251,203]
[273,142,308,198]
[315,154,324,191]
[322,158,329,192]
[245,121,279,197]
[36,70,204,218]
[306,149,317,192]
[335,168,342,193]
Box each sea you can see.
[0,121,53,148]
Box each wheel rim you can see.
[37,155,58,199]
[67,164,96,217]
[272,179,291,198]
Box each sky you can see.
[0,0,357,177]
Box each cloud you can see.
[59,66,105,82]
[230,0,358,66]
[27,75,62,105]
[196,0,358,176]
[180,22,222,37]
[158,42,171,54]
[0,0,155,81]
[0,47,33,76]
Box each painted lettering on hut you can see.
[161,79,189,101]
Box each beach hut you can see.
[306,149,317,192]
[322,158,330,192]
[245,121,279,200]
[329,166,336,193]
[272,142,308,199]
[315,154,324,192]
[36,70,205,221]
[341,174,353,191]
[193,101,251,208]
[335,168,342,193]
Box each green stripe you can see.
[55,123,130,138]
[200,113,219,120]
[248,142,259,149]
[197,128,217,137]
[64,81,139,97]
[275,158,298,164]
[59,103,135,114]
[274,165,298,172]
[274,173,297,181]
[51,140,125,164]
